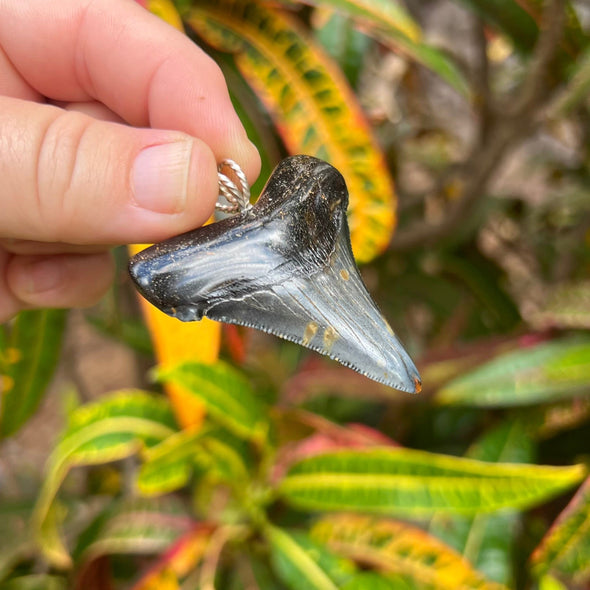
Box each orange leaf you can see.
[311,514,507,589]
[139,0,221,430]
[132,524,214,590]
[134,568,179,590]
[129,244,221,429]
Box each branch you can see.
[199,526,246,590]
[472,15,493,144]
[391,122,528,251]
[510,0,567,117]
[390,0,567,252]
[545,47,590,119]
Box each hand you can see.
[0,0,260,322]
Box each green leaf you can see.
[0,502,36,581]
[525,396,590,440]
[311,514,506,590]
[429,419,533,586]
[37,502,72,570]
[87,313,154,356]
[465,418,535,464]
[279,447,586,516]
[223,60,282,200]
[248,554,287,590]
[516,0,589,56]
[198,427,252,482]
[137,427,203,496]
[78,497,193,564]
[290,0,470,97]
[439,253,520,333]
[137,423,253,496]
[0,309,67,437]
[538,575,569,590]
[265,526,354,590]
[456,0,538,54]
[531,475,590,585]
[303,0,421,42]
[396,41,470,98]
[33,390,177,568]
[341,573,412,590]
[0,575,67,590]
[532,279,590,329]
[313,10,371,88]
[457,0,588,67]
[156,361,268,442]
[436,337,590,407]
[551,48,590,117]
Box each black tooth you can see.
[129,155,421,393]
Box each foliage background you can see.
[1,0,590,588]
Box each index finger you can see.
[0,0,260,180]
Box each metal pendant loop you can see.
[216,159,252,214]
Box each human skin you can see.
[0,0,261,322]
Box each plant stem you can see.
[391,0,567,252]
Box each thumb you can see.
[0,96,221,245]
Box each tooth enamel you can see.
[128,156,421,393]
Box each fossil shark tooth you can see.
[129,155,421,393]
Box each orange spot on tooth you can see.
[414,377,422,393]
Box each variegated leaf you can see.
[429,419,533,586]
[137,427,203,496]
[131,523,214,589]
[186,0,396,262]
[279,447,586,516]
[265,525,355,590]
[311,514,506,589]
[79,497,194,564]
[0,310,67,438]
[291,0,470,96]
[156,361,268,442]
[531,475,590,586]
[436,337,590,407]
[33,391,178,568]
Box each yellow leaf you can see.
[312,514,507,590]
[147,0,184,31]
[539,575,568,590]
[133,567,180,590]
[129,245,221,429]
[1,374,14,393]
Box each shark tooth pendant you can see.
[129,155,421,393]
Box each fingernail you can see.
[18,258,62,295]
[132,141,194,214]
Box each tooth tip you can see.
[413,376,422,393]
